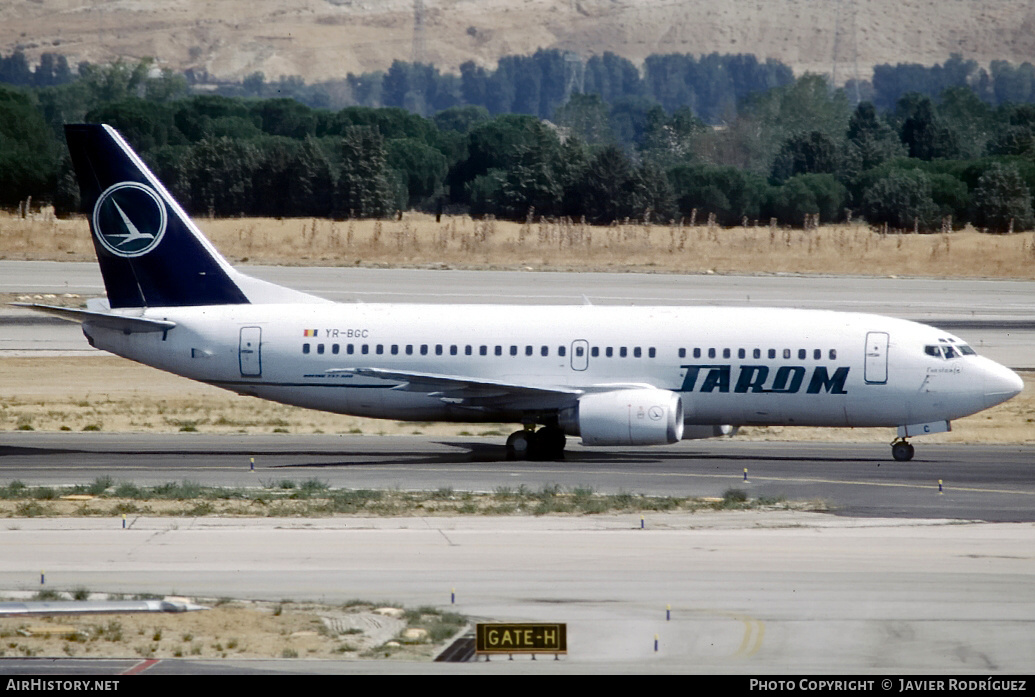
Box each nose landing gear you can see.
[891,438,915,461]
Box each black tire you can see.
[892,442,914,461]
[534,426,566,460]
[506,430,535,460]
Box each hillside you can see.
[3,0,1035,85]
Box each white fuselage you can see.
[82,302,1020,431]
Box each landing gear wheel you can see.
[506,430,536,461]
[891,441,915,462]
[534,426,567,461]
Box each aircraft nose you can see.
[983,361,1024,409]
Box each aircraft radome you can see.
[18,124,1025,462]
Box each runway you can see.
[2,433,1034,522]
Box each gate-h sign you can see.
[475,623,567,656]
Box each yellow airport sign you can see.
[476,623,567,654]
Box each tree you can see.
[573,145,641,223]
[183,137,258,217]
[434,105,490,134]
[898,96,960,160]
[971,162,1034,232]
[770,131,839,184]
[668,163,768,225]
[335,127,394,218]
[85,98,177,151]
[553,93,613,145]
[447,114,555,203]
[386,137,448,207]
[860,169,939,230]
[768,174,846,226]
[0,85,59,207]
[844,101,906,172]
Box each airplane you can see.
[18,124,1025,462]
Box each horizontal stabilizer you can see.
[12,303,176,334]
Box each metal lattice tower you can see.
[832,0,861,103]
[563,51,584,101]
[413,0,427,64]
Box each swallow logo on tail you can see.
[92,182,167,258]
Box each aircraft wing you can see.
[13,303,176,334]
[329,367,583,409]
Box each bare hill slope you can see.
[3,0,1035,84]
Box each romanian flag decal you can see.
[303,329,318,337]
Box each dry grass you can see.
[1,356,1032,444]
[4,212,1035,278]
[0,597,461,661]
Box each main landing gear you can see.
[891,438,915,462]
[505,425,566,461]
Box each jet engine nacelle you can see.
[560,388,684,446]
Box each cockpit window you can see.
[926,343,974,359]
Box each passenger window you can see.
[525,345,533,356]
[541,346,549,357]
[798,349,806,360]
[783,349,791,359]
[495,346,502,356]
[738,348,746,359]
[708,348,716,359]
[302,343,310,354]
[332,344,340,355]
[648,347,656,358]
[768,349,776,359]
[813,349,821,360]
[405,344,413,355]
[753,348,761,359]
[465,345,472,356]
[620,347,628,358]
[391,345,398,355]
[694,348,701,359]
[510,346,518,356]
[347,344,354,355]
[558,346,566,357]
[361,344,368,355]
[679,348,686,358]
[376,344,383,355]
[450,345,458,355]
[591,347,599,357]
[575,346,584,357]
[435,344,443,356]
[480,345,488,356]
[606,347,614,358]
[420,345,428,355]
[829,349,837,360]
[722,348,730,359]
[634,347,642,358]
[317,344,325,355]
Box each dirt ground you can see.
[2,0,1034,84]
[1,355,1032,444]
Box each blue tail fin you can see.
[65,124,250,308]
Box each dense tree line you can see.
[4,56,1035,232]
